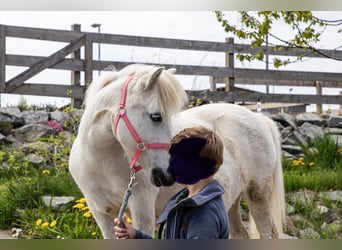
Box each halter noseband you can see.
[113,73,169,173]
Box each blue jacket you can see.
[135,180,229,239]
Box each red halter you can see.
[113,73,169,173]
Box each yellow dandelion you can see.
[42,169,51,175]
[28,230,33,235]
[41,222,49,228]
[76,198,87,204]
[91,232,97,236]
[83,211,92,218]
[81,206,89,211]
[338,148,342,154]
[50,220,57,228]
[36,219,42,226]
[298,157,304,162]
[291,160,299,167]
[309,162,315,167]
[73,203,85,209]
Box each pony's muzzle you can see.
[150,167,175,187]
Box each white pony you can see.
[69,64,286,239]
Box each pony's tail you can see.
[262,115,286,238]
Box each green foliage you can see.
[282,133,342,192]
[17,96,30,112]
[215,11,340,68]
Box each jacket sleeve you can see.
[185,202,229,239]
[134,229,153,239]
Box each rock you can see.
[12,124,54,143]
[24,154,44,164]
[0,133,12,145]
[319,191,342,203]
[327,116,342,128]
[272,113,298,130]
[296,113,325,126]
[41,196,75,208]
[50,111,70,123]
[298,122,324,141]
[0,120,12,135]
[18,111,49,125]
[299,228,320,239]
[282,145,303,155]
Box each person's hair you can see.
[169,126,224,174]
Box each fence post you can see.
[315,81,322,114]
[70,24,82,109]
[225,37,235,102]
[0,25,5,93]
[84,34,93,89]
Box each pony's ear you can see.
[145,67,164,90]
[167,68,176,74]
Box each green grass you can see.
[0,105,341,238]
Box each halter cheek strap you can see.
[113,73,169,173]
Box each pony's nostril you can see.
[150,167,175,187]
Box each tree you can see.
[215,11,342,68]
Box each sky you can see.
[0,11,341,111]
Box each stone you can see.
[41,196,75,208]
[24,154,44,164]
[18,111,49,125]
[327,116,342,128]
[298,122,324,141]
[299,228,320,239]
[272,113,298,130]
[13,124,54,143]
[296,113,325,126]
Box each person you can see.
[114,126,229,239]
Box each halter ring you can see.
[137,142,147,151]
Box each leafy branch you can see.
[215,11,342,68]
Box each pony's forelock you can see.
[129,65,188,116]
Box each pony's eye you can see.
[149,112,162,122]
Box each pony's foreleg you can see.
[129,188,159,237]
[228,194,249,239]
[92,211,117,239]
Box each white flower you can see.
[11,227,23,238]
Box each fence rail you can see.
[0,24,341,111]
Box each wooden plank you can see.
[234,68,342,85]
[3,24,83,43]
[6,55,84,71]
[186,90,342,105]
[5,35,85,93]
[11,83,84,99]
[6,55,342,88]
[3,24,342,59]
[84,34,93,86]
[0,26,5,92]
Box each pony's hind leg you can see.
[245,180,279,239]
[228,194,249,239]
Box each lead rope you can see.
[118,171,136,227]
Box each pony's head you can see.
[99,64,188,187]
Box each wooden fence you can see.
[0,24,341,111]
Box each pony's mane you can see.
[84,64,188,116]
